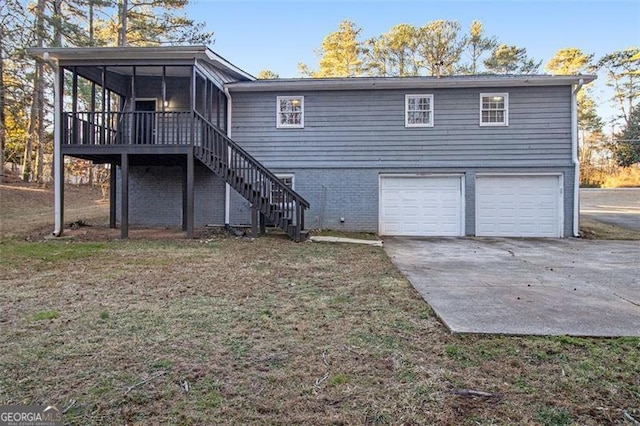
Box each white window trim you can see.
[272,174,296,223]
[275,174,295,190]
[276,96,304,129]
[270,174,295,203]
[479,92,509,127]
[405,94,434,128]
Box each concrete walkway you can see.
[385,237,640,337]
[581,188,640,231]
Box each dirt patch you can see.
[1,181,109,239]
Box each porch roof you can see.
[29,46,254,83]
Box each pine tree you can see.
[546,48,602,132]
[462,20,497,74]
[299,20,364,78]
[597,47,640,127]
[418,20,466,77]
[484,44,541,74]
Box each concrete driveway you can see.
[385,237,640,337]
[581,188,640,231]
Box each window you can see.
[405,94,434,127]
[277,96,304,128]
[480,93,508,126]
[271,175,294,205]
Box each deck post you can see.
[120,153,129,239]
[259,212,266,235]
[90,82,96,145]
[109,162,117,228]
[72,67,78,144]
[182,163,187,232]
[130,66,136,144]
[190,66,196,145]
[186,151,194,238]
[295,203,303,242]
[101,66,106,145]
[251,206,259,238]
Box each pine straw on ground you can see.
[1,233,638,425]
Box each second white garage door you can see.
[476,174,562,237]
[379,175,464,236]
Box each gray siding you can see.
[115,83,577,237]
[230,86,572,169]
[133,76,191,110]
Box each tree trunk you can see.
[53,0,63,47]
[22,0,45,180]
[0,26,5,183]
[118,0,128,47]
[35,60,45,184]
[24,66,39,182]
[89,1,94,45]
[24,0,46,182]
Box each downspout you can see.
[223,85,232,225]
[571,78,584,237]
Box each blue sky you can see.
[188,0,640,126]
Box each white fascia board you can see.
[226,75,597,92]
[29,46,207,61]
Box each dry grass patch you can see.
[580,217,640,240]
[0,182,108,238]
[602,165,640,188]
[1,235,639,424]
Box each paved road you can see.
[385,237,640,337]
[580,188,640,231]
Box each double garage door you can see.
[379,175,562,237]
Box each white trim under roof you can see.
[226,74,596,92]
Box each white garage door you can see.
[476,175,562,237]
[379,175,464,236]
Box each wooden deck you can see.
[61,110,310,242]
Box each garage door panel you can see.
[380,176,464,236]
[476,175,561,237]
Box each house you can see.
[30,46,595,240]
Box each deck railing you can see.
[62,111,195,146]
[62,110,310,241]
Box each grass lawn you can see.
[1,233,638,425]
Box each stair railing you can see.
[193,111,309,241]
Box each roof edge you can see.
[226,75,597,92]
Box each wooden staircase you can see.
[193,112,310,242]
